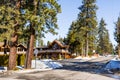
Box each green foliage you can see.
[114,16,120,57]
[0,55,9,66]
[0,1,61,69]
[0,0,61,44]
[15,0,61,47]
[114,16,120,43]
[66,21,80,53]
[66,0,98,56]
[0,1,23,43]
[17,54,25,66]
[0,54,25,66]
[23,0,61,35]
[20,0,61,68]
[97,18,113,54]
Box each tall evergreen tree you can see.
[0,0,24,70]
[114,16,120,58]
[66,0,98,56]
[97,18,107,54]
[0,0,61,69]
[97,18,113,55]
[69,0,98,56]
[67,21,80,55]
[23,0,61,69]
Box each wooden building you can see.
[0,42,26,55]
[36,40,71,60]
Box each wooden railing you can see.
[0,51,26,55]
[38,49,69,54]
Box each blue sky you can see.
[43,0,120,46]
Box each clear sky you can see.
[43,0,120,46]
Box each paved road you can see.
[0,70,116,80]
[0,56,118,80]
[56,56,114,72]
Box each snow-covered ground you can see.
[74,56,98,61]
[31,59,63,69]
[0,67,7,73]
[105,57,120,70]
[0,59,63,73]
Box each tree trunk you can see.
[25,27,35,69]
[8,46,17,70]
[25,38,29,68]
[8,34,18,70]
[118,44,120,58]
[85,33,89,57]
[7,0,21,70]
[81,43,84,57]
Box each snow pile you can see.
[105,57,120,70]
[16,66,24,70]
[74,56,97,60]
[31,59,63,69]
[0,67,7,73]
[74,56,82,59]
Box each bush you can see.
[0,54,25,66]
[0,54,9,66]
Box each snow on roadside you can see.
[105,57,120,70]
[31,59,63,69]
[74,56,97,60]
[0,67,7,73]
[0,59,62,73]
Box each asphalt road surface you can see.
[0,56,119,80]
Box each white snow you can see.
[0,67,7,73]
[31,59,63,69]
[74,56,97,60]
[105,57,120,70]
[16,66,24,70]
[0,59,62,73]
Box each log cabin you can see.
[0,42,26,55]
[35,40,71,60]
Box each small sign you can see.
[34,49,39,55]
[93,50,95,53]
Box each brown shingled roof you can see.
[48,40,69,48]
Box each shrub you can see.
[0,54,25,66]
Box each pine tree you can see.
[0,0,61,69]
[77,0,98,56]
[114,16,120,58]
[66,0,98,56]
[23,0,61,69]
[97,18,113,55]
[0,0,24,70]
[67,21,80,55]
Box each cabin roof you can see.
[0,42,27,50]
[17,44,27,50]
[36,40,69,49]
[48,40,69,48]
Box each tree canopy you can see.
[66,0,98,56]
[114,16,120,57]
[97,18,113,55]
[0,0,61,69]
